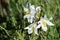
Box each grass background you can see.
[0,0,60,40]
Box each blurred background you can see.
[0,0,60,40]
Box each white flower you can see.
[24,5,36,23]
[23,7,33,23]
[24,7,33,23]
[38,15,54,31]
[24,23,40,35]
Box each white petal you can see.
[24,15,29,19]
[24,23,33,29]
[36,24,41,28]
[34,29,38,35]
[28,29,33,34]
[30,5,36,15]
[26,2,31,7]
[28,18,30,22]
[46,20,54,26]
[30,11,36,16]
[24,15,27,19]
[27,16,31,23]
[30,17,33,23]
[30,5,35,11]
[30,19,33,23]
[24,27,29,29]
[24,15,30,19]
[49,17,53,20]
[30,16,34,23]
[44,14,48,19]
[24,7,28,11]
[36,6,41,12]
[42,26,47,32]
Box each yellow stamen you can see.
[24,10,29,14]
[42,20,46,27]
[32,26,34,31]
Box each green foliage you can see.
[0,0,60,40]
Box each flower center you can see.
[42,20,46,27]
[25,10,29,14]
[32,26,34,31]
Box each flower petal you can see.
[28,26,34,34]
[46,20,54,26]
[44,14,48,20]
[36,6,41,12]
[30,5,35,11]
[24,14,30,19]
[24,15,27,19]
[28,18,30,22]
[34,29,38,35]
[49,16,53,20]
[24,7,28,11]
[30,17,33,23]
[36,24,41,28]
[26,2,31,7]
[30,5,36,16]
[28,29,33,34]
[30,16,34,23]
[42,26,47,32]
[24,27,29,29]
[24,23,33,29]
[30,11,36,16]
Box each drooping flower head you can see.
[36,6,41,20]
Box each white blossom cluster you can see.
[24,3,54,35]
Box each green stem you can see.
[0,26,9,36]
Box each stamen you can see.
[32,26,34,31]
[42,20,46,27]
[25,10,29,14]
